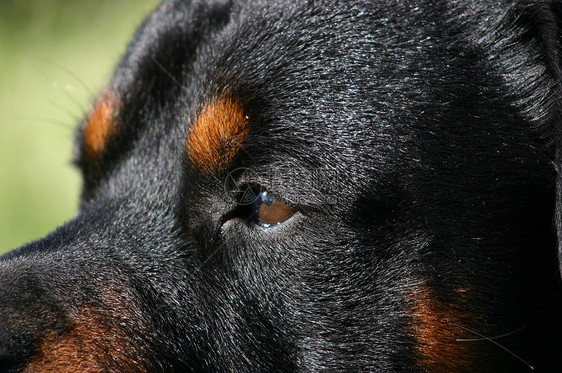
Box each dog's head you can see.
[2,1,562,371]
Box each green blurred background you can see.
[0,0,161,253]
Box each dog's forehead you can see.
[111,0,434,123]
[78,0,485,189]
[181,2,428,147]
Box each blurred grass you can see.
[0,0,161,253]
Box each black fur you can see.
[2,0,562,371]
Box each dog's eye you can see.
[251,191,295,227]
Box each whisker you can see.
[21,116,75,132]
[36,58,96,97]
[47,100,82,122]
[452,323,534,371]
[33,61,91,118]
[456,325,526,342]
[51,85,89,119]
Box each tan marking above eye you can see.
[82,92,119,160]
[186,97,250,173]
[257,201,295,226]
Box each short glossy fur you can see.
[1,0,562,371]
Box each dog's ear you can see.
[512,2,562,275]
[487,2,562,274]
[520,3,562,276]
[544,4,562,278]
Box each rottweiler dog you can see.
[2,0,562,371]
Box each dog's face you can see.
[2,0,562,371]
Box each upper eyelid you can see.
[237,184,294,209]
[228,170,333,211]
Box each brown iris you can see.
[251,191,295,227]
